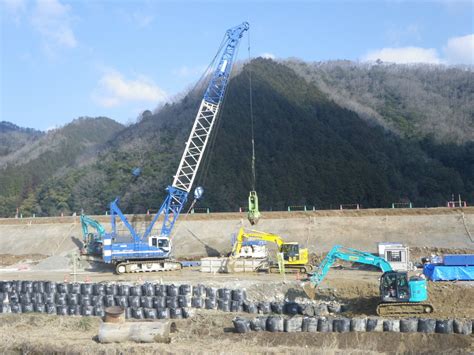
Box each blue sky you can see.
[1,0,473,131]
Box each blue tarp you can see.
[423,264,474,281]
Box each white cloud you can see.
[260,52,276,60]
[31,0,77,49]
[362,47,441,64]
[443,34,474,65]
[92,70,167,108]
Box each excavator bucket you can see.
[302,282,317,300]
[247,191,261,225]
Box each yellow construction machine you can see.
[231,227,313,273]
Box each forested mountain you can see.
[0,121,44,158]
[1,59,473,217]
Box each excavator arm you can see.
[232,227,284,256]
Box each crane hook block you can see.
[247,191,261,225]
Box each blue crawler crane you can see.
[84,22,249,274]
[304,245,434,316]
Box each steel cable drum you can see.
[33,281,45,293]
[284,316,304,332]
[233,317,251,333]
[143,283,155,296]
[179,284,192,296]
[317,317,333,332]
[303,317,318,332]
[399,318,418,333]
[170,307,183,319]
[250,316,267,331]
[366,318,383,332]
[266,316,284,332]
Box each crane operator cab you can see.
[149,235,171,254]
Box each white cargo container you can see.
[377,242,413,271]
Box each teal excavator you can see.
[303,245,434,316]
[80,214,105,256]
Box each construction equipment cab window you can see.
[281,244,299,261]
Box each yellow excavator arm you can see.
[232,227,284,256]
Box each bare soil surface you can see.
[0,254,46,267]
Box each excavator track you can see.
[269,264,312,274]
[115,260,182,274]
[376,302,434,316]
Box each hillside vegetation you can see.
[0,59,472,217]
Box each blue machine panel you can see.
[443,254,474,266]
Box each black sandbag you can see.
[258,302,271,314]
[155,284,167,297]
[317,317,333,332]
[243,301,258,314]
[270,302,284,314]
[217,299,231,312]
[43,292,55,305]
[132,307,144,319]
[170,307,183,319]
[81,283,93,296]
[130,285,142,296]
[82,305,94,316]
[351,317,367,332]
[33,281,45,293]
[118,284,131,296]
[56,305,68,316]
[46,304,56,314]
[435,319,453,334]
[68,283,80,294]
[67,293,79,306]
[80,294,91,307]
[166,296,178,309]
[153,296,166,309]
[124,307,132,319]
[418,318,436,333]
[13,281,22,293]
[284,316,304,332]
[453,319,472,335]
[19,293,32,305]
[11,303,22,313]
[34,303,46,313]
[142,283,155,296]
[313,303,329,316]
[250,316,267,331]
[94,306,105,317]
[141,296,154,309]
[144,308,157,319]
[303,317,318,332]
[157,308,170,319]
[93,283,105,296]
[8,292,19,304]
[105,284,117,295]
[68,305,81,316]
[0,304,11,313]
[55,293,67,306]
[128,295,140,308]
[166,284,178,297]
[266,316,284,332]
[193,284,206,297]
[178,295,191,308]
[233,317,251,333]
[301,304,315,317]
[182,307,194,319]
[327,303,341,313]
[179,284,192,296]
[91,295,104,307]
[383,319,400,332]
[333,318,351,333]
[115,295,129,308]
[104,294,115,307]
[21,281,33,294]
[206,287,217,299]
[205,298,217,310]
[44,281,56,294]
[366,318,383,332]
[1,282,12,293]
[284,302,300,315]
[191,297,203,308]
[32,293,44,305]
[230,300,243,313]
[217,288,231,301]
[400,318,418,333]
[231,289,246,302]
[56,283,68,294]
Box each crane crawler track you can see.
[376,302,434,316]
[115,260,182,274]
